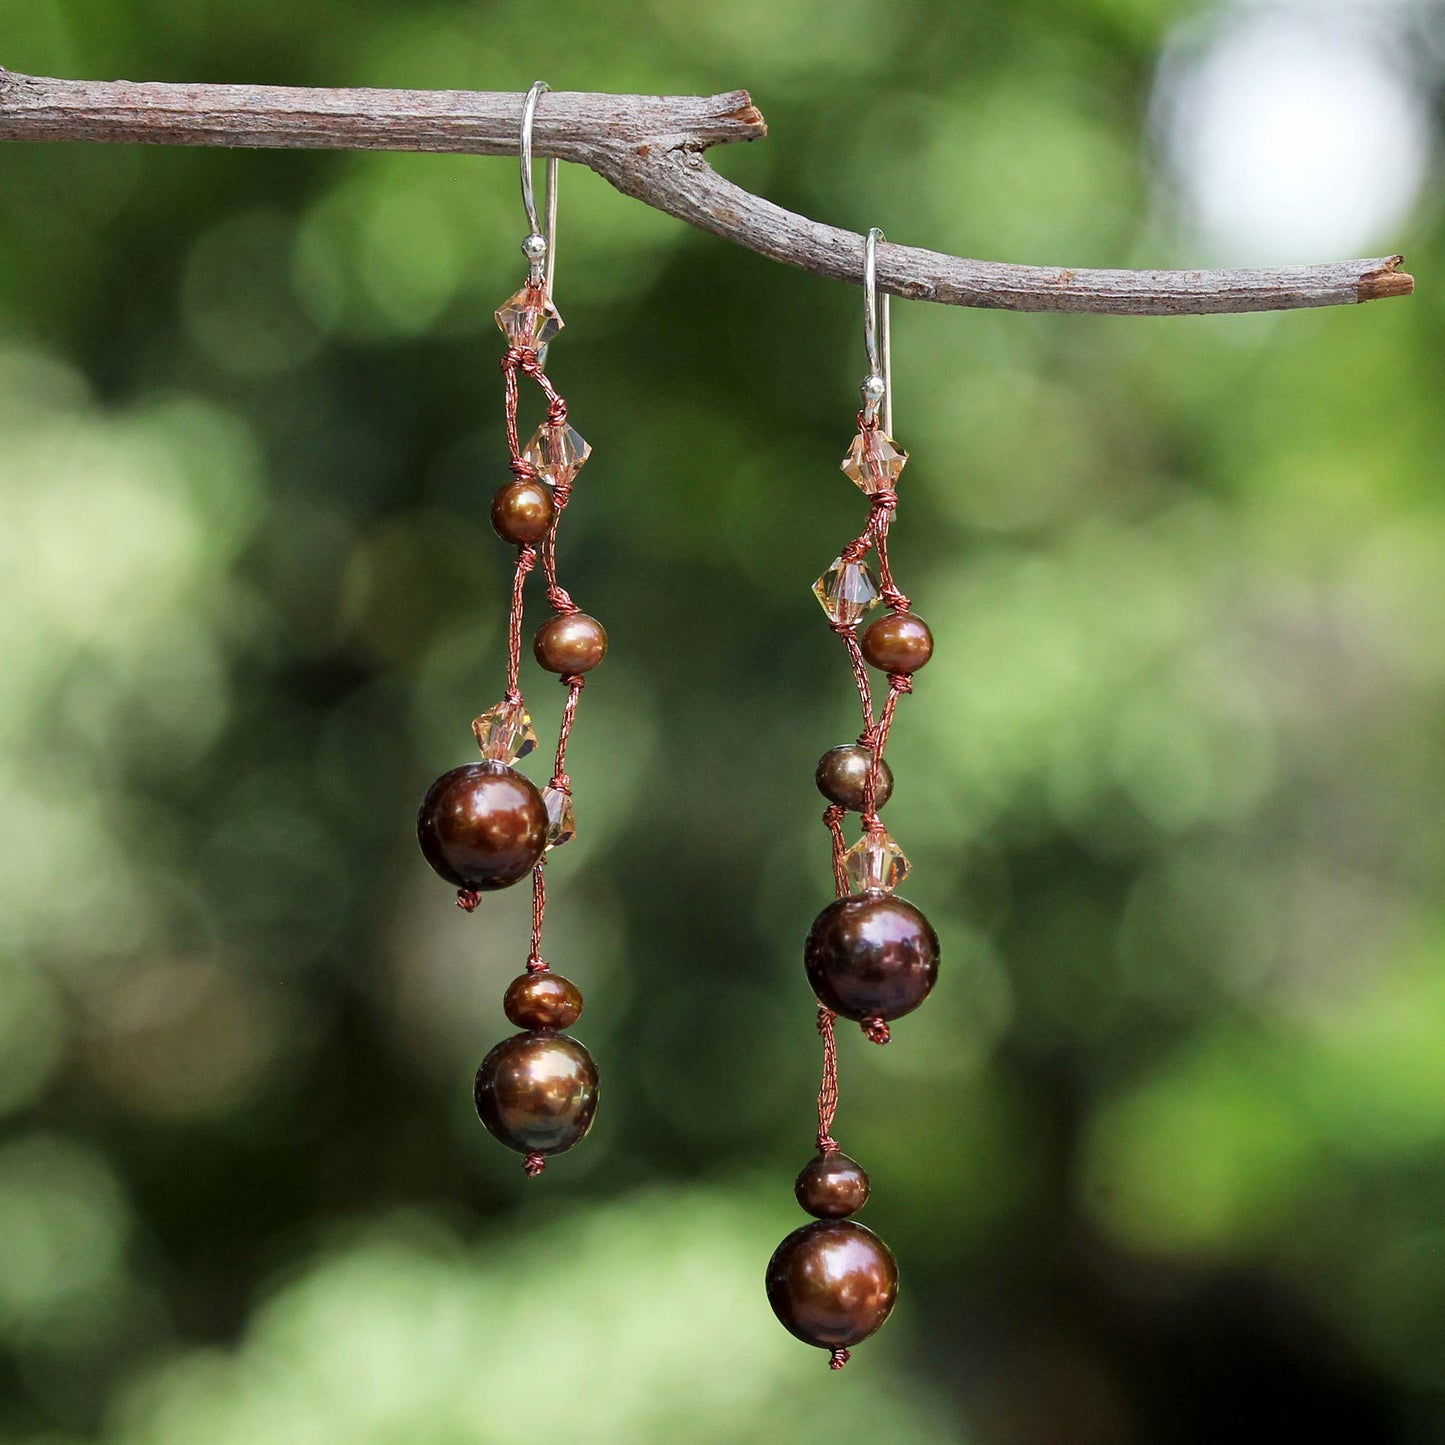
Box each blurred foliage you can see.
[0,0,1443,1441]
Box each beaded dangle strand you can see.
[766,229,938,1367]
[416,82,604,1177]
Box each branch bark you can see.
[0,69,1414,317]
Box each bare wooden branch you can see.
[0,69,1414,316]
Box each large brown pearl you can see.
[815,744,894,812]
[795,1152,871,1219]
[491,480,554,545]
[474,1031,598,1156]
[534,613,607,674]
[804,892,939,1023]
[766,1220,898,1350]
[861,611,933,674]
[504,971,583,1031]
[417,763,547,891]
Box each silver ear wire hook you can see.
[519,80,558,300]
[862,227,892,435]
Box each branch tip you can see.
[1357,256,1414,303]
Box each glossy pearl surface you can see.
[795,1152,871,1219]
[815,744,893,812]
[474,1031,598,1156]
[417,763,548,891]
[860,611,933,674]
[504,971,583,1031]
[804,892,939,1022]
[766,1220,898,1350]
[534,613,608,674]
[491,480,555,544]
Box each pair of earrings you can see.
[414,84,940,1370]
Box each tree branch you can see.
[0,69,1414,316]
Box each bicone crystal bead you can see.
[522,422,592,486]
[844,829,911,893]
[472,698,538,763]
[541,785,576,850]
[813,558,882,626]
[841,429,908,494]
[495,286,563,349]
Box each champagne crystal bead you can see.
[542,785,576,850]
[813,558,882,626]
[472,698,538,764]
[841,429,908,495]
[844,829,910,893]
[522,422,591,486]
[495,285,563,349]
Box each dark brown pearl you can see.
[417,763,548,891]
[861,611,933,674]
[503,971,583,1031]
[534,613,607,674]
[474,1031,598,1156]
[804,892,939,1023]
[815,744,894,812]
[795,1152,871,1219]
[490,480,554,544]
[765,1220,897,1350]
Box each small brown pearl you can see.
[861,611,933,674]
[491,480,554,545]
[815,744,893,812]
[417,763,548,891]
[795,1152,871,1219]
[534,613,607,674]
[504,971,583,1031]
[475,1031,599,1156]
[804,892,939,1023]
[765,1220,897,1351]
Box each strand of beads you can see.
[766,390,936,1366]
[416,262,603,1177]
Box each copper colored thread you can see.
[524,1152,547,1177]
[861,1017,891,1046]
[527,864,548,972]
[815,1007,841,1154]
[456,889,481,912]
[552,677,585,788]
[823,804,849,897]
[829,1348,851,1370]
[504,544,538,698]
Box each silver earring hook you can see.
[862,227,892,435]
[519,80,558,300]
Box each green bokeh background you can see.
[1,1,1442,1441]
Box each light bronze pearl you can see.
[815,744,893,812]
[795,1152,871,1219]
[534,613,607,675]
[765,1220,898,1351]
[861,611,933,674]
[504,971,583,1031]
[474,1031,598,1157]
[416,763,548,891]
[491,480,554,545]
[804,892,939,1024]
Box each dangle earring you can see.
[766,230,939,1368]
[416,82,604,1177]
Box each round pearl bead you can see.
[417,763,548,891]
[474,1031,598,1157]
[491,480,555,545]
[794,1151,871,1219]
[804,892,939,1023]
[534,613,607,674]
[860,611,933,674]
[815,744,894,812]
[765,1220,897,1350]
[503,971,584,1031]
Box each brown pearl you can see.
[766,1220,897,1350]
[534,613,607,674]
[795,1152,871,1219]
[474,1031,598,1156]
[504,971,583,1031]
[815,744,894,812]
[861,612,933,674]
[804,892,939,1023]
[491,480,554,544]
[417,763,547,891]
